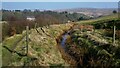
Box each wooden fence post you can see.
[26,26,29,55]
[113,25,116,46]
[34,23,37,29]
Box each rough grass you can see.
[2,14,119,66]
[2,32,27,66]
[2,23,74,66]
[66,28,120,67]
[77,14,118,24]
[27,23,73,66]
[2,33,26,49]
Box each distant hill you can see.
[55,8,117,18]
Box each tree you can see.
[113,10,117,14]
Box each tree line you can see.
[2,9,91,40]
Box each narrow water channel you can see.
[56,24,79,66]
[61,34,68,47]
[59,29,80,67]
[60,30,71,48]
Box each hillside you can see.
[57,14,120,67]
[2,14,120,67]
[63,26,120,67]
[77,14,118,24]
[2,23,74,66]
[77,14,120,38]
[55,8,117,17]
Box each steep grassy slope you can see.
[77,14,120,40]
[64,28,120,67]
[54,14,120,67]
[77,14,118,24]
[2,23,74,66]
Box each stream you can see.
[57,29,77,66]
[59,27,83,67]
[61,34,68,47]
[60,30,71,48]
[57,24,81,66]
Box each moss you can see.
[11,53,22,62]
[50,63,64,68]
[2,47,12,66]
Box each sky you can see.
[2,2,118,10]
[2,0,120,2]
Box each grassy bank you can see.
[2,23,74,66]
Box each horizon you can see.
[2,8,117,11]
[2,2,118,10]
